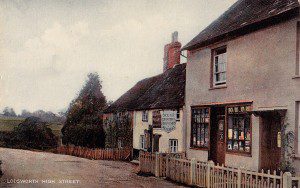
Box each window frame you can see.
[169,139,178,153]
[225,104,252,156]
[190,107,211,150]
[212,46,227,87]
[142,111,148,122]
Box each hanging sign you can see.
[161,110,176,133]
[152,110,161,128]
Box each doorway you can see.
[152,134,161,152]
[209,106,226,165]
[259,112,282,171]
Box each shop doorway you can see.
[259,112,283,171]
[209,106,226,165]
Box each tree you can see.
[20,109,64,123]
[105,113,133,148]
[20,109,32,118]
[3,107,16,117]
[62,72,107,148]
[5,117,58,150]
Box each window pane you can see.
[220,73,226,82]
[219,62,226,72]
[215,56,219,65]
[191,108,210,148]
[227,105,251,153]
[215,73,220,82]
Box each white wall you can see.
[133,109,184,153]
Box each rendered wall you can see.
[185,17,300,171]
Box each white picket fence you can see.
[139,152,300,188]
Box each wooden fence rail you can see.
[55,146,131,161]
[139,151,298,188]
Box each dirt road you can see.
[0,148,185,188]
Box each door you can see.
[152,134,160,152]
[209,107,225,165]
[260,113,282,171]
[216,115,226,164]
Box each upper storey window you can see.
[142,111,148,122]
[213,47,227,86]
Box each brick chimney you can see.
[163,31,182,72]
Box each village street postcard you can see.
[0,0,300,187]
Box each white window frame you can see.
[169,139,178,153]
[140,135,145,150]
[142,111,148,122]
[213,47,227,86]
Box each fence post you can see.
[206,160,214,187]
[237,168,242,188]
[166,154,169,177]
[155,152,160,177]
[282,172,292,188]
[190,158,196,185]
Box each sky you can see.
[0,0,237,114]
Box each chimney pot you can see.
[172,31,178,42]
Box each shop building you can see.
[182,0,300,172]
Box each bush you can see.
[5,117,58,150]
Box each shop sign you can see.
[161,110,176,133]
[228,105,251,114]
[152,110,161,128]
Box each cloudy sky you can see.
[0,0,237,114]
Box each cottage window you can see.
[191,107,210,148]
[140,135,145,150]
[227,105,252,154]
[176,109,180,121]
[169,139,178,153]
[142,111,148,122]
[213,47,227,86]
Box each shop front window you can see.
[191,107,210,148]
[227,105,252,154]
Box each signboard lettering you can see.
[161,110,176,133]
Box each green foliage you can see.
[3,117,58,150]
[62,72,107,148]
[280,122,295,174]
[105,113,133,148]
